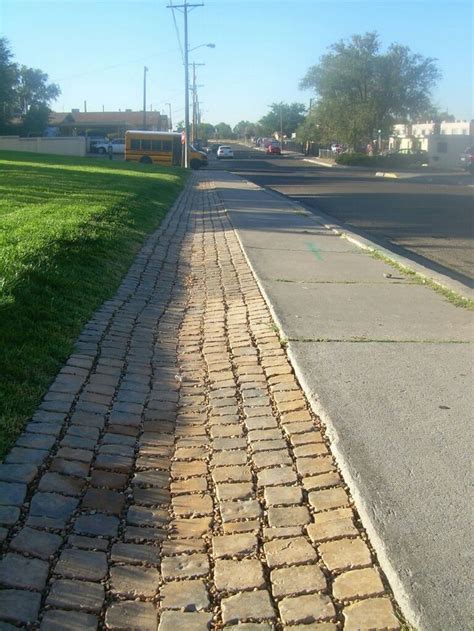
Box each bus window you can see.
[131,139,140,150]
[162,140,172,152]
[151,140,162,152]
[142,140,151,151]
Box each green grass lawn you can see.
[0,150,187,459]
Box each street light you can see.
[189,43,215,53]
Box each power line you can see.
[56,47,180,82]
[168,1,185,64]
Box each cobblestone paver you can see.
[0,173,402,629]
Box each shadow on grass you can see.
[0,151,187,458]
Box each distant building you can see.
[49,110,168,138]
[439,120,473,136]
[389,119,473,168]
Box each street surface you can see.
[209,145,474,288]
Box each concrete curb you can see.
[303,157,338,168]
[375,171,400,178]
[247,179,473,301]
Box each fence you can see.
[0,136,86,156]
[282,140,321,157]
[318,149,333,159]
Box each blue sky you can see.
[1,0,472,127]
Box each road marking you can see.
[306,242,323,261]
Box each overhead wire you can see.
[168,1,185,65]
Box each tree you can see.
[16,65,60,115]
[0,39,61,135]
[233,120,257,139]
[22,103,52,136]
[300,32,440,148]
[196,122,216,142]
[295,109,322,144]
[215,122,234,139]
[259,103,306,138]
[0,38,18,131]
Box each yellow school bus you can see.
[124,130,207,169]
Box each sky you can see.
[1,0,473,128]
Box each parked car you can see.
[88,136,107,153]
[460,146,474,173]
[95,138,125,154]
[217,145,234,159]
[266,142,281,155]
[331,143,343,154]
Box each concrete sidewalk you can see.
[0,175,402,630]
[211,171,473,631]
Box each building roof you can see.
[50,111,166,127]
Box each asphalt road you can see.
[209,145,474,287]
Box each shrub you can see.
[335,152,427,168]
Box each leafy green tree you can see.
[300,32,440,148]
[21,103,52,136]
[16,65,60,115]
[233,120,257,139]
[295,110,322,143]
[196,122,216,142]
[215,122,234,139]
[0,38,18,131]
[258,103,307,138]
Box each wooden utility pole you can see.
[143,66,148,130]
[166,1,204,168]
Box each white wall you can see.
[0,136,86,156]
[412,122,435,137]
[426,135,472,168]
[440,121,473,136]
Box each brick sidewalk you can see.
[0,174,402,630]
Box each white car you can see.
[95,139,125,154]
[217,145,234,159]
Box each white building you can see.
[440,120,472,135]
[389,120,473,168]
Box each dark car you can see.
[460,146,474,173]
[266,142,281,155]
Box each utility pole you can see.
[143,66,148,130]
[192,62,196,144]
[165,102,172,132]
[197,99,202,125]
[280,103,283,146]
[191,62,205,143]
[167,0,204,168]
